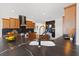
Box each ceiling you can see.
[0,3,72,23]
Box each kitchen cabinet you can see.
[2,18,20,29]
[10,18,20,29]
[10,18,16,29]
[3,18,10,29]
[26,21,35,29]
[15,19,20,28]
[63,4,76,36]
[2,18,35,29]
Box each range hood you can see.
[19,15,26,33]
[19,15,26,26]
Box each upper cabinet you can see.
[2,18,10,29]
[2,18,35,29]
[26,21,35,29]
[63,4,76,36]
[10,18,16,29]
[2,18,20,29]
[15,19,20,28]
[10,18,20,29]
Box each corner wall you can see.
[76,3,79,45]
[55,17,63,39]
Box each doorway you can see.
[46,20,55,37]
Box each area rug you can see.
[29,41,56,46]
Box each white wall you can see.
[76,3,79,45]
[55,17,63,39]
[0,19,2,38]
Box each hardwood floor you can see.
[0,36,79,56]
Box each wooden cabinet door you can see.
[10,18,20,29]
[15,19,20,28]
[32,23,35,28]
[26,21,31,28]
[10,19,16,29]
[3,18,20,29]
[26,21,35,29]
[26,21,29,28]
[64,4,76,35]
[28,21,33,28]
[3,19,10,29]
